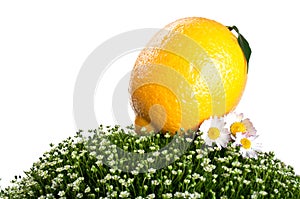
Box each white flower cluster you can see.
[200,112,262,159]
[0,125,299,198]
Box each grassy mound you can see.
[1,125,299,199]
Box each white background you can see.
[1,0,300,188]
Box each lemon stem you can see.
[227,25,252,72]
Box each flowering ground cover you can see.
[1,114,300,198]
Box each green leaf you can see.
[227,26,251,72]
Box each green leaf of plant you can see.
[227,26,251,72]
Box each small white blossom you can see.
[192,173,200,179]
[137,149,145,154]
[148,168,156,174]
[149,146,156,151]
[171,170,178,175]
[84,186,91,193]
[153,151,160,157]
[151,180,159,185]
[199,176,206,182]
[162,150,168,155]
[58,191,65,197]
[255,178,264,184]
[131,170,139,175]
[111,191,118,197]
[164,179,172,186]
[76,193,83,198]
[119,191,130,198]
[146,193,155,199]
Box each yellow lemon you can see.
[129,17,249,135]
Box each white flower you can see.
[119,179,126,185]
[104,174,111,181]
[199,116,231,149]
[137,149,145,154]
[84,187,91,193]
[164,133,171,138]
[164,179,172,186]
[131,170,139,175]
[232,132,262,159]
[174,192,184,197]
[58,191,65,197]
[111,191,118,197]
[149,146,156,151]
[127,178,134,184]
[225,112,256,136]
[259,191,268,196]
[119,191,130,198]
[192,173,200,179]
[199,176,206,182]
[146,193,155,199]
[151,180,159,185]
[123,145,129,150]
[153,151,160,157]
[148,168,156,174]
[162,193,173,198]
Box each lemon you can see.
[129,17,249,135]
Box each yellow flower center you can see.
[208,127,221,140]
[230,122,246,136]
[241,138,251,149]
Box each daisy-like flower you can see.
[199,116,231,149]
[232,132,262,159]
[225,112,256,137]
